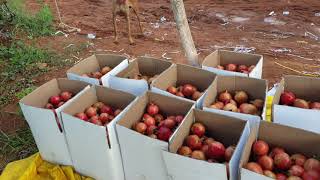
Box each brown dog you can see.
[112,0,143,44]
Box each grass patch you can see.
[15,86,37,100]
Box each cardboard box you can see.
[162,109,252,180]
[203,76,268,121]
[202,50,263,79]
[151,64,217,108]
[19,78,90,165]
[239,121,320,180]
[61,85,137,180]
[67,54,128,86]
[273,75,320,134]
[108,57,173,96]
[116,91,195,180]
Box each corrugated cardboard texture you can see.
[20,78,89,108]
[240,121,320,168]
[67,54,127,75]
[203,50,262,67]
[203,76,267,108]
[117,91,195,129]
[116,57,172,78]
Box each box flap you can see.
[67,55,100,75]
[137,56,173,76]
[95,54,128,68]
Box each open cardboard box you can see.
[273,75,320,134]
[162,109,252,180]
[67,54,128,86]
[61,85,137,180]
[203,76,268,121]
[239,120,320,180]
[202,50,263,79]
[151,64,217,108]
[108,57,173,96]
[19,78,90,165]
[116,91,195,180]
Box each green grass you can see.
[15,86,37,100]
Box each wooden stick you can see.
[170,0,199,66]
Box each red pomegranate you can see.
[245,162,263,174]
[280,91,296,105]
[191,123,206,137]
[252,140,269,156]
[206,141,225,160]
[185,135,202,150]
[157,126,172,141]
[274,152,291,170]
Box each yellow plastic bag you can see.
[0,153,93,180]
[265,96,273,122]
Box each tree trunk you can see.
[170,0,199,66]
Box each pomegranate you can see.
[186,135,202,150]
[45,103,54,109]
[101,66,112,75]
[100,105,114,115]
[175,115,184,124]
[270,147,285,158]
[274,152,291,170]
[253,140,269,156]
[304,158,320,171]
[223,103,238,112]
[287,176,302,180]
[276,173,287,180]
[229,99,237,106]
[192,91,202,101]
[90,116,102,126]
[310,102,320,110]
[239,103,258,115]
[191,150,206,160]
[162,118,176,129]
[92,71,103,79]
[217,65,225,70]
[50,96,61,105]
[167,86,178,95]
[143,116,156,127]
[146,125,157,135]
[226,64,237,72]
[154,114,164,124]
[238,65,248,72]
[114,109,122,116]
[93,102,105,110]
[176,92,185,97]
[204,137,215,145]
[134,122,147,134]
[178,146,192,157]
[248,65,256,72]
[294,99,309,109]
[191,123,206,137]
[108,115,115,121]
[280,91,296,105]
[258,155,274,170]
[167,116,176,120]
[302,170,320,180]
[264,170,276,179]
[234,91,248,104]
[207,141,225,160]
[291,154,307,166]
[147,103,159,115]
[218,90,232,104]
[182,84,195,97]
[157,126,172,141]
[75,112,88,121]
[289,165,305,177]
[225,145,235,162]
[201,144,209,155]
[149,134,157,139]
[251,99,264,110]
[60,91,72,102]
[85,107,97,118]
[245,162,263,174]
[99,113,109,124]
[211,101,224,109]
[240,70,249,74]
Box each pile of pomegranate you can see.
[81,66,112,79]
[132,103,185,142]
[245,140,320,180]
[210,90,264,116]
[216,64,255,74]
[129,73,159,84]
[167,84,203,101]
[177,122,235,164]
[280,91,320,110]
[74,102,122,126]
[45,91,73,109]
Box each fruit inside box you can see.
[244,140,320,179]
[81,66,112,82]
[132,102,185,142]
[209,90,264,116]
[216,64,256,74]
[280,91,320,110]
[126,73,159,84]
[167,83,203,101]
[45,91,74,109]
